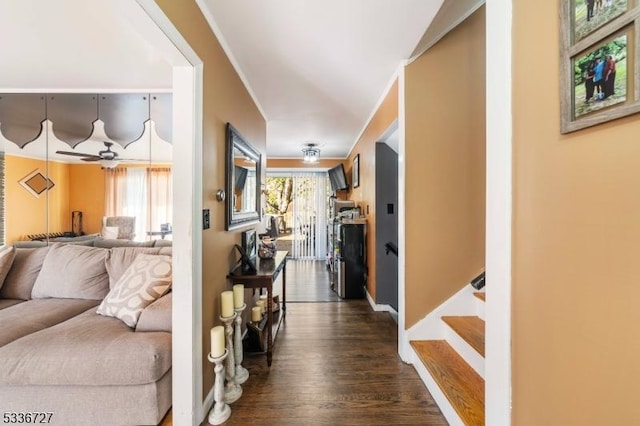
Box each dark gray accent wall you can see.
[375,142,398,310]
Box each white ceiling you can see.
[0,0,448,160]
[201,0,444,158]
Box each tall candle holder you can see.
[207,349,231,425]
[234,303,249,384]
[220,312,242,403]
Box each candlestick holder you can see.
[207,349,231,425]
[234,303,249,384]
[220,312,242,403]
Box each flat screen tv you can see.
[328,164,348,192]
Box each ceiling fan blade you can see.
[118,158,151,162]
[80,157,100,162]
[56,150,99,159]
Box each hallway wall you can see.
[345,81,398,299]
[157,0,267,398]
[404,7,486,328]
[512,1,640,424]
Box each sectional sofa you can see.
[0,242,173,425]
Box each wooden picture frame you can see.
[560,0,640,133]
[352,154,360,188]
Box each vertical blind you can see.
[291,172,328,259]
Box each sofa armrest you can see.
[135,293,171,333]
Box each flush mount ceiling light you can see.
[302,143,320,163]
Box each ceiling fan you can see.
[56,141,145,168]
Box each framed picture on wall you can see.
[560,0,640,133]
[353,154,360,188]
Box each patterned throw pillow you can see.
[96,254,172,327]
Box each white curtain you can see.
[104,167,172,241]
[291,172,328,259]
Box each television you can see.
[328,164,349,192]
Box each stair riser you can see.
[475,296,485,320]
[411,347,466,426]
[444,325,485,379]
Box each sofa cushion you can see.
[136,292,172,333]
[11,241,48,249]
[97,254,172,327]
[0,299,23,311]
[0,247,50,300]
[105,247,165,289]
[31,244,109,300]
[153,239,172,247]
[0,245,16,290]
[0,309,171,386]
[0,299,100,347]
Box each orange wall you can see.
[68,163,105,235]
[345,81,398,299]
[404,7,486,328]
[513,2,640,424]
[157,0,267,397]
[5,155,50,242]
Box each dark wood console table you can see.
[228,251,288,366]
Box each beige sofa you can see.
[0,243,173,426]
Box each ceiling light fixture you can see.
[302,143,320,163]
[99,159,120,168]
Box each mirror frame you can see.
[225,122,261,230]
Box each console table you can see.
[228,251,287,366]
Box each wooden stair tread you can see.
[442,316,485,357]
[411,340,484,426]
[473,292,485,301]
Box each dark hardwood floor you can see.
[286,259,341,302]
[213,301,447,425]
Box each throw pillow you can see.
[97,254,172,327]
[31,244,110,300]
[0,247,50,300]
[136,292,172,332]
[0,246,16,291]
[102,226,119,240]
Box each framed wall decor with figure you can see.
[560,0,640,133]
[352,154,360,188]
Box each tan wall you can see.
[345,81,398,299]
[512,2,640,424]
[157,0,267,397]
[404,7,485,328]
[267,158,344,169]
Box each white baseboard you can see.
[202,385,215,423]
[365,289,398,314]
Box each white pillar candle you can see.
[251,306,262,322]
[233,284,245,309]
[255,300,266,314]
[210,326,225,358]
[221,291,234,318]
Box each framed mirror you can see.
[226,123,261,230]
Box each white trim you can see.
[267,156,346,160]
[0,88,172,93]
[347,70,400,158]
[365,289,398,314]
[135,1,205,425]
[194,0,268,122]
[443,320,485,379]
[485,0,512,424]
[397,63,410,362]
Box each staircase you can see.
[409,288,486,426]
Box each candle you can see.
[233,284,245,309]
[255,300,266,314]
[210,326,225,358]
[251,306,261,322]
[221,291,234,318]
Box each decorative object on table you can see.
[207,349,231,425]
[233,303,249,384]
[251,306,262,322]
[560,0,638,133]
[245,314,268,353]
[233,244,257,274]
[258,236,277,259]
[241,229,257,258]
[352,153,360,188]
[220,312,242,403]
[71,211,84,236]
[255,299,266,315]
[221,290,234,318]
